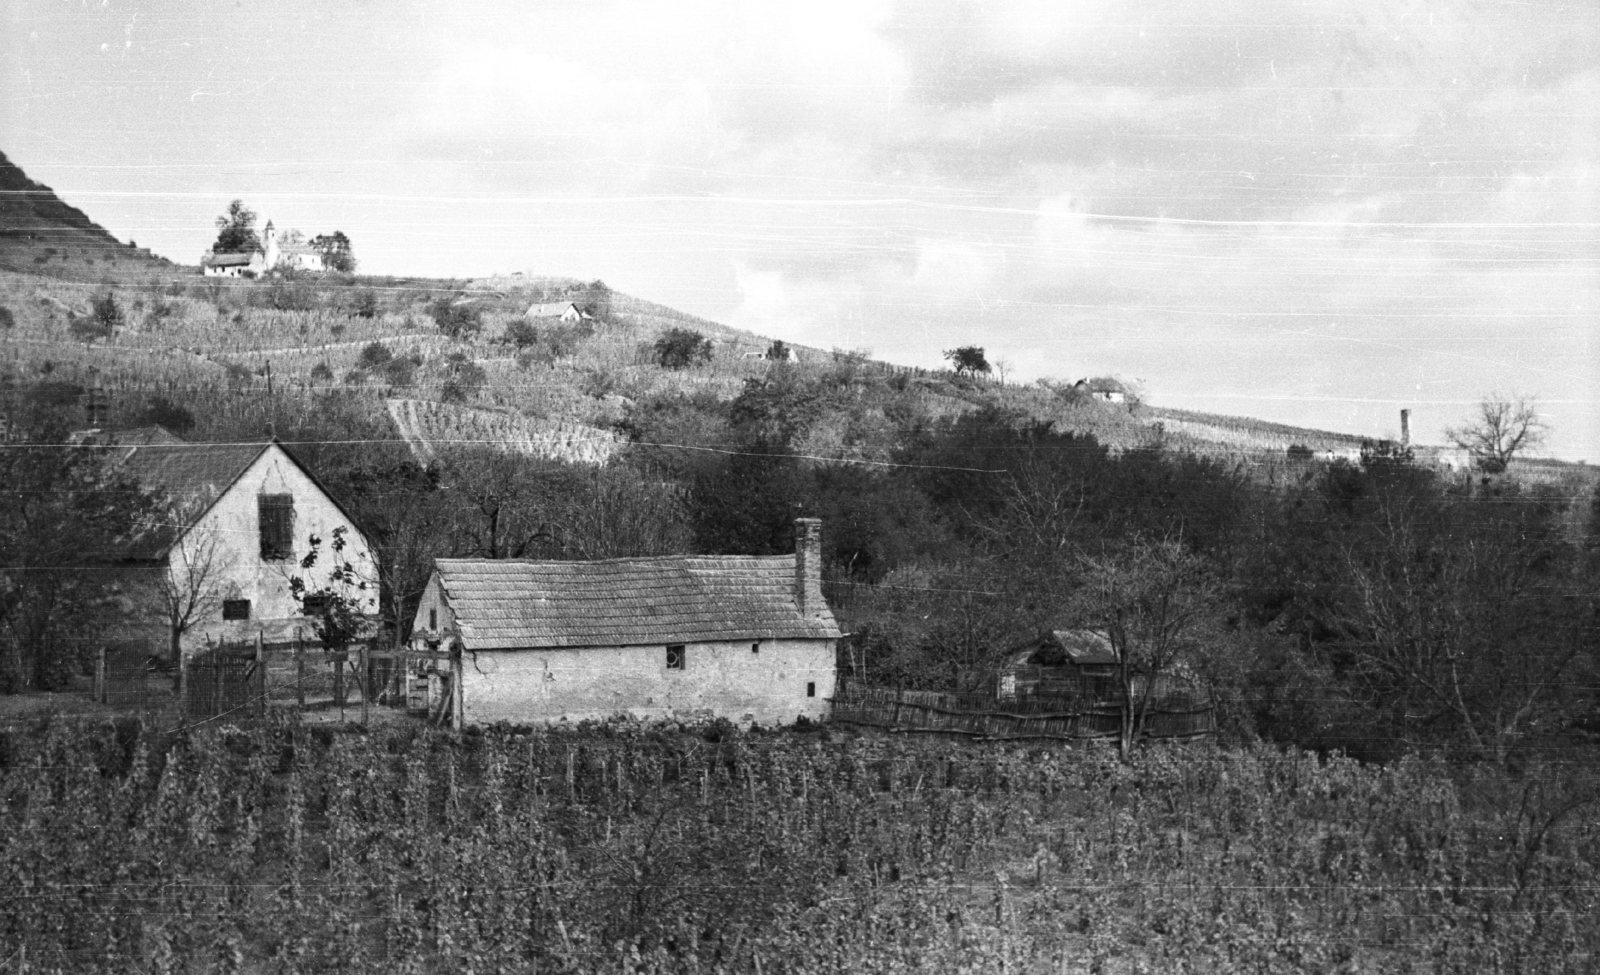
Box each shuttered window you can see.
[258,494,294,560]
[222,599,251,621]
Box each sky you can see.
[4,0,1597,459]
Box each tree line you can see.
[1,362,1594,764]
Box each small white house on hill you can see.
[111,433,378,657]
[524,301,587,324]
[200,251,267,278]
[411,518,840,726]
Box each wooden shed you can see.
[998,629,1120,702]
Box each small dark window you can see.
[258,493,294,560]
[222,599,251,621]
[751,642,760,654]
[301,594,331,615]
[806,681,816,698]
[666,644,686,670]
[429,608,437,631]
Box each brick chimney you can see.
[1400,409,1411,447]
[793,518,825,618]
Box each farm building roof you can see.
[201,251,259,267]
[432,555,842,651]
[523,301,584,319]
[1009,629,1119,669]
[116,440,272,559]
[111,437,362,562]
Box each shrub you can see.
[141,397,196,435]
[310,363,334,384]
[357,342,393,369]
[654,327,714,369]
[69,292,122,343]
[440,353,488,403]
[0,306,13,329]
[430,297,482,339]
[580,366,620,399]
[352,289,379,319]
[251,278,317,312]
[382,356,417,387]
[503,318,537,349]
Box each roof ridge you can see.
[436,553,791,568]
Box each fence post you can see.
[255,631,266,718]
[295,634,306,708]
[450,640,464,731]
[181,650,191,722]
[361,641,370,726]
[94,646,105,704]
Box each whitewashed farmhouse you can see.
[523,301,587,324]
[411,519,840,726]
[111,433,378,658]
[200,251,267,278]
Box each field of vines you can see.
[3,719,1594,974]
[387,398,625,466]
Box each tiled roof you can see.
[117,441,270,559]
[435,556,841,650]
[1045,629,1119,667]
[202,251,260,267]
[524,301,582,319]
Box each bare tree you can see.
[1329,486,1583,762]
[1075,538,1221,757]
[1446,392,1548,473]
[159,527,233,674]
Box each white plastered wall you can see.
[460,638,836,727]
[175,444,378,651]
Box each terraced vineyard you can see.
[387,397,624,466]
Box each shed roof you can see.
[433,555,841,651]
[1047,629,1119,666]
[1008,629,1119,669]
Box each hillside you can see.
[0,152,1587,489]
[0,151,174,279]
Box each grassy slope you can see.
[0,150,176,281]
[1,151,1588,477]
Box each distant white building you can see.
[200,251,267,278]
[524,301,587,324]
[200,220,324,277]
[262,222,325,273]
[1073,378,1128,404]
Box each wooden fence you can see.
[185,643,266,723]
[830,679,1215,742]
